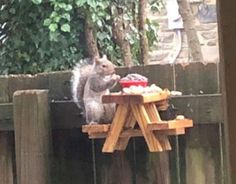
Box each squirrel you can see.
[71,55,120,124]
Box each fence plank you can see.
[179,124,222,184]
[48,71,72,101]
[95,140,134,184]
[8,74,49,102]
[0,95,223,131]
[13,90,51,184]
[0,76,15,184]
[0,77,9,102]
[134,138,170,184]
[175,63,218,95]
[171,94,223,124]
[0,132,15,184]
[143,64,174,90]
[51,129,94,184]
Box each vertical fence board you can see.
[13,90,51,184]
[0,132,15,184]
[48,71,72,101]
[95,139,134,184]
[179,124,222,184]
[0,77,9,102]
[174,63,222,183]
[134,138,170,184]
[143,64,174,90]
[0,76,15,184]
[8,74,49,102]
[175,63,218,95]
[51,129,94,184]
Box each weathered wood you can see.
[0,103,13,130]
[102,92,169,104]
[0,76,14,184]
[0,76,9,102]
[171,94,223,123]
[13,90,51,184]
[94,144,134,184]
[0,95,222,131]
[179,124,223,184]
[218,1,236,182]
[102,104,130,152]
[0,132,15,184]
[1,63,219,101]
[134,138,171,184]
[175,63,218,95]
[51,129,94,184]
[142,64,174,90]
[7,73,49,102]
[48,71,72,101]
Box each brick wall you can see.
[148,0,219,64]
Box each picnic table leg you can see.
[144,103,171,151]
[131,104,163,152]
[115,112,136,150]
[102,104,130,153]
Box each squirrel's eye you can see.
[102,64,107,68]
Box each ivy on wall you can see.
[0,0,161,74]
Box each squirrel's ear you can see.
[102,55,107,60]
[94,56,101,64]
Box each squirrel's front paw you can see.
[112,74,120,81]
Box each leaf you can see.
[87,0,96,8]
[9,8,16,14]
[43,18,51,26]
[65,4,73,11]
[97,19,102,27]
[62,13,71,21]
[49,23,58,32]
[31,0,42,5]
[61,24,70,32]
[75,0,86,7]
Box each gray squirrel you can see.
[71,55,120,124]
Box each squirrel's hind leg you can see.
[103,103,116,123]
[85,101,104,124]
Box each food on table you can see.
[122,84,164,94]
[120,73,148,81]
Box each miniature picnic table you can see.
[82,91,193,153]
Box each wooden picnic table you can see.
[82,91,193,153]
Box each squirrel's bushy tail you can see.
[71,58,94,109]
[71,63,81,104]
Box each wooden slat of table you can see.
[144,103,171,151]
[131,104,163,152]
[88,128,186,139]
[102,104,130,153]
[115,111,136,150]
[144,103,161,121]
[102,92,169,104]
[82,124,110,134]
[147,119,193,130]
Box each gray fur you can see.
[71,56,120,124]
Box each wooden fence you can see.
[0,62,226,184]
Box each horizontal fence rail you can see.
[0,94,223,131]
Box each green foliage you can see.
[0,0,161,74]
[0,0,84,74]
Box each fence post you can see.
[13,90,51,184]
[0,76,14,184]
